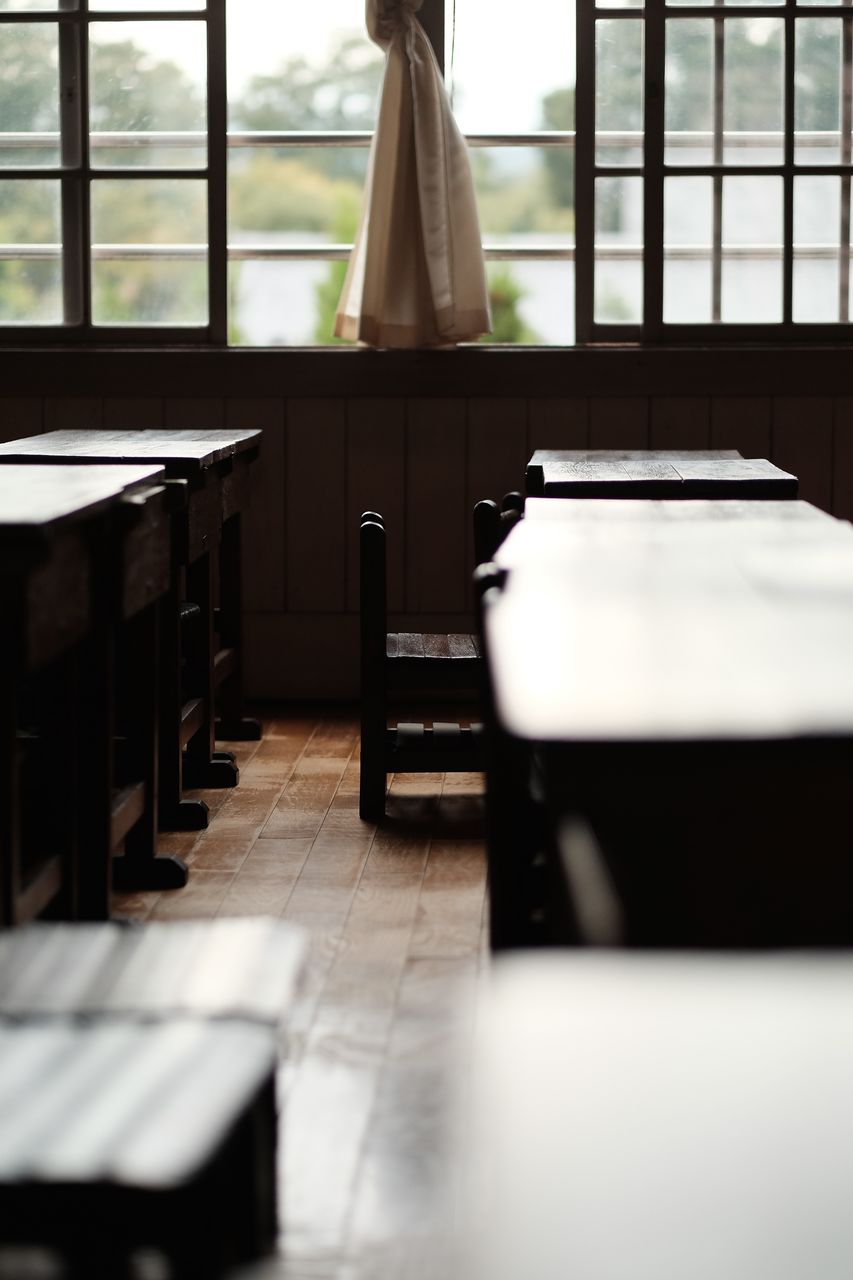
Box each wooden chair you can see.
[359,513,483,821]
[473,491,524,566]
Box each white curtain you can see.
[334,0,492,348]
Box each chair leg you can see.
[359,693,387,822]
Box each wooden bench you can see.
[0,463,174,923]
[467,952,853,1280]
[0,1019,278,1277]
[0,429,263,833]
[484,497,853,948]
[0,918,307,1276]
[526,448,798,499]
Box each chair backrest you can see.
[473,492,525,566]
[360,513,387,673]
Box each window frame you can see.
[584,0,853,345]
[2,0,853,347]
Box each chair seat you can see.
[386,632,481,660]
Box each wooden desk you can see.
[526,448,798,499]
[467,952,853,1280]
[485,498,853,946]
[0,463,167,923]
[0,429,263,832]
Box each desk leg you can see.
[0,678,19,925]
[183,549,239,790]
[215,512,261,742]
[158,579,209,831]
[75,622,113,921]
[114,603,188,890]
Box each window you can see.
[0,0,851,345]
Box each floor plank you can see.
[93,709,485,1280]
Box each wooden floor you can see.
[115,709,489,1280]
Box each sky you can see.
[85,1,577,135]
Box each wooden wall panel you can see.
[710,397,772,459]
[406,398,467,615]
[467,398,528,507]
[164,399,225,430]
[0,399,42,442]
[527,399,590,454]
[346,399,407,613]
[650,398,710,450]
[772,397,834,511]
[589,398,649,449]
[44,399,103,430]
[832,398,853,521]
[467,399,528,606]
[227,398,286,613]
[244,614,359,700]
[286,399,347,613]
[103,398,164,430]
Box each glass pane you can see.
[0,179,62,322]
[481,260,574,345]
[472,149,574,245]
[230,147,369,247]
[668,0,782,5]
[665,20,714,167]
[90,0,205,8]
[795,19,842,165]
[0,24,60,167]
[721,176,783,322]
[229,257,347,345]
[450,0,575,134]
[0,1,69,8]
[227,0,384,132]
[596,20,643,166]
[89,21,206,168]
[595,176,642,323]
[664,177,713,323]
[91,179,207,325]
[793,175,841,322]
[724,19,784,166]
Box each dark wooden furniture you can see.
[0,1018,278,1277]
[473,492,525,566]
[0,429,263,832]
[526,448,798,499]
[0,918,306,1275]
[359,513,482,820]
[0,916,307,1021]
[483,497,853,948]
[0,462,174,924]
[467,952,853,1280]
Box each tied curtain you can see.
[334,0,492,348]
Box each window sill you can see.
[2,342,853,399]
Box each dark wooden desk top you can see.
[0,463,165,548]
[489,498,853,743]
[526,449,796,498]
[0,429,261,475]
[468,951,853,1280]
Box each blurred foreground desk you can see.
[485,498,853,946]
[526,448,798,498]
[0,463,167,922]
[468,952,853,1280]
[0,429,262,831]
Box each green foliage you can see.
[231,34,383,183]
[230,155,364,234]
[312,199,360,344]
[481,266,541,344]
[541,87,575,211]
